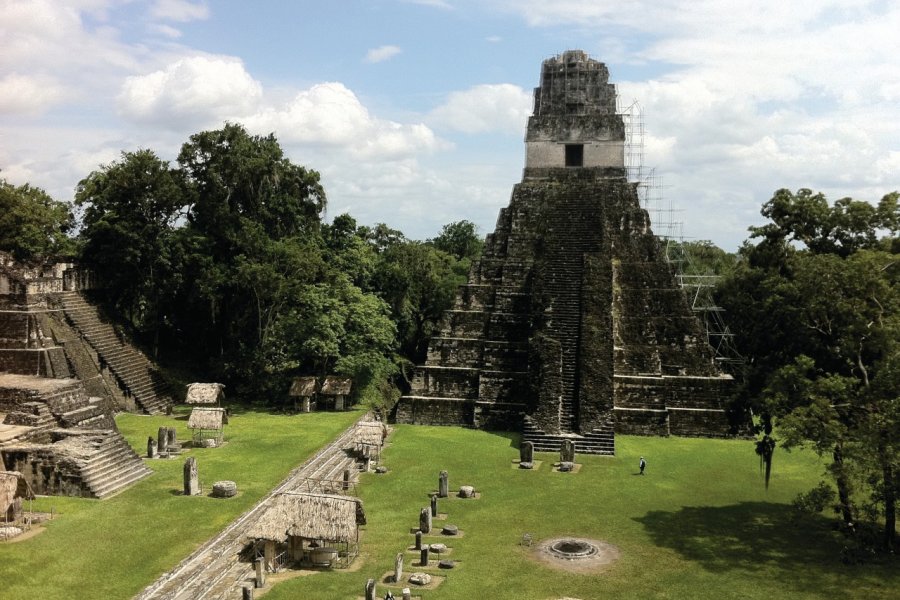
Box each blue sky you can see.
[2,0,898,249]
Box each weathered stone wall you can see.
[394,397,472,426]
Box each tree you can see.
[429,219,484,261]
[719,188,900,551]
[0,178,75,261]
[173,124,326,366]
[75,150,184,350]
[374,241,466,363]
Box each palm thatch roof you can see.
[245,492,365,543]
[0,471,31,514]
[289,377,318,397]
[188,407,225,430]
[185,383,225,404]
[354,421,386,447]
[320,376,352,396]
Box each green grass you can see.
[0,407,361,600]
[262,426,899,600]
[3,420,897,599]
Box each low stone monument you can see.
[558,461,574,472]
[438,559,455,569]
[409,573,431,586]
[365,578,376,600]
[438,470,448,498]
[158,426,168,454]
[419,507,432,533]
[441,524,458,536]
[212,480,237,498]
[183,457,200,496]
[429,543,447,554]
[254,558,265,588]
[147,437,157,458]
[459,485,475,498]
[519,441,534,469]
[560,439,575,463]
[402,588,411,600]
[394,552,404,583]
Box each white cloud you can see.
[428,84,532,134]
[364,45,402,64]
[117,55,263,129]
[150,0,210,22]
[485,35,502,43]
[0,73,64,114]
[244,82,444,160]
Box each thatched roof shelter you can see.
[185,383,225,404]
[320,377,352,396]
[188,407,225,430]
[289,377,318,397]
[354,421,386,447]
[246,492,366,544]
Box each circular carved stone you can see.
[438,559,455,569]
[212,480,237,498]
[519,461,534,469]
[429,543,447,553]
[408,572,432,586]
[458,485,475,498]
[375,466,388,474]
[558,461,574,472]
[441,524,458,536]
[549,539,599,559]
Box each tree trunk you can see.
[832,442,854,525]
[881,445,896,552]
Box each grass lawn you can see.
[0,406,361,600]
[261,426,899,600]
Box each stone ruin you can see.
[0,253,170,498]
[396,50,734,452]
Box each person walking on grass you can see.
[639,456,646,475]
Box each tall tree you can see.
[75,150,184,348]
[173,124,326,366]
[720,188,899,551]
[0,178,75,261]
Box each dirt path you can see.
[134,414,371,600]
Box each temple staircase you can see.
[521,416,615,456]
[56,291,170,415]
[79,430,153,499]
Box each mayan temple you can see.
[395,50,733,453]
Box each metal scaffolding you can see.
[619,98,743,371]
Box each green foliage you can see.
[0,178,75,261]
[75,150,184,338]
[374,241,466,361]
[429,219,484,261]
[793,481,837,515]
[720,186,900,550]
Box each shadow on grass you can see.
[635,502,852,593]
[484,430,520,449]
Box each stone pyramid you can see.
[396,51,733,452]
